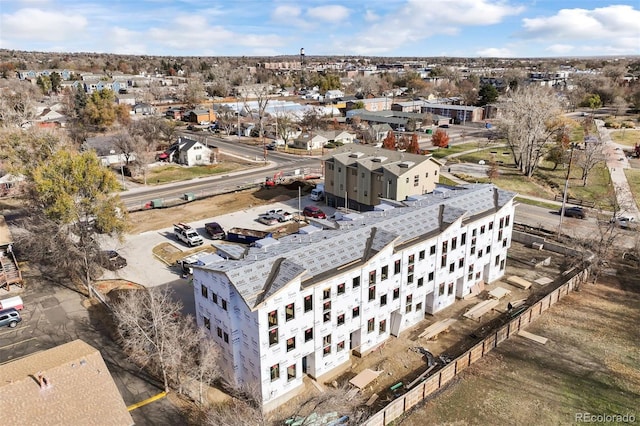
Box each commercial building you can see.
[193,184,516,411]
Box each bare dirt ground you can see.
[128,182,315,234]
[396,261,640,425]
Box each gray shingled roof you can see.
[201,184,515,310]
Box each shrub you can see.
[622,121,636,129]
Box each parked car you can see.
[204,222,226,239]
[559,206,586,219]
[0,308,21,328]
[610,215,635,228]
[303,206,327,219]
[99,250,127,270]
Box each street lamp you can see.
[558,143,576,237]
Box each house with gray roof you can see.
[193,183,516,412]
[170,136,212,166]
[322,145,443,211]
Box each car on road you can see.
[100,250,128,270]
[559,206,586,219]
[610,215,635,229]
[0,308,21,328]
[303,206,327,219]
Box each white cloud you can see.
[306,5,350,22]
[518,5,640,55]
[271,5,302,21]
[364,9,379,22]
[545,44,574,55]
[476,47,513,57]
[108,27,147,55]
[1,8,87,41]
[146,14,285,53]
[521,5,640,43]
[336,0,524,55]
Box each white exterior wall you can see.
[193,197,515,410]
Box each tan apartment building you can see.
[322,145,442,211]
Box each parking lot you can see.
[0,272,185,425]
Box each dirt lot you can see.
[127,182,316,234]
[397,262,640,425]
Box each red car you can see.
[303,206,327,219]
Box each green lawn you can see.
[624,169,640,211]
[142,163,251,184]
[453,148,615,209]
[438,175,459,186]
[610,130,640,147]
[430,141,503,159]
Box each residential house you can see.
[324,90,345,100]
[0,339,133,425]
[183,108,216,125]
[170,137,212,166]
[83,79,126,94]
[318,130,356,145]
[34,103,68,128]
[116,94,136,106]
[16,69,72,81]
[291,133,329,151]
[322,145,442,211]
[367,123,393,144]
[165,106,184,120]
[83,135,136,166]
[193,183,516,412]
[133,103,154,115]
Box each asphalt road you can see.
[514,203,637,248]
[119,133,321,211]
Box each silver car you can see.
[0,308,21,328]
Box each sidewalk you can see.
[596,120,640,220]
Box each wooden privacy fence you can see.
[362,268,588,426]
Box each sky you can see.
[0,0,639,58]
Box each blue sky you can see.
[0,0,638,57]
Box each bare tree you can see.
[497,86,563,177]
[241,85,271,148]
[113,287,218,394]
[0,80,38,128]
[575,141,605,186]
[112,131,137,166]
[274,114,296,145]
[183,78,205,108]
[611,96,628,117]
[216,106,238,136]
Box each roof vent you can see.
[372,157,382,162]
[398,162,410,168]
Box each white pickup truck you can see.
[265,209,293,223]
[173,223,203,247]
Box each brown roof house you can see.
[0,339,133,426]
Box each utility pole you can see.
[236,98,240,139]
[300,48,305,88]
[558,143,576,237]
